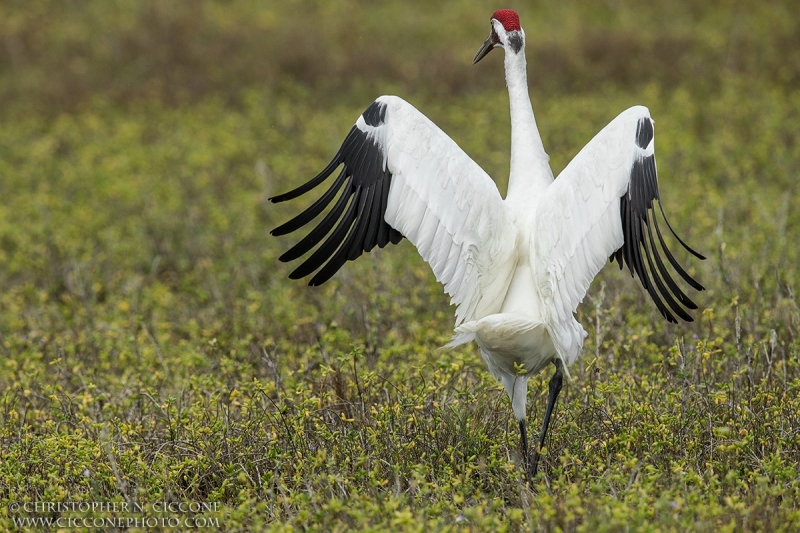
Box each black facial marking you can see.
[508,33,524,54]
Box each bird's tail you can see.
[441,331,476,350]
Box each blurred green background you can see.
[1,0,800,531]
[2,0,798,111]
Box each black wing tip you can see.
[278,249,296,263]
[272,101,399,286]
[307,276,330,287]
[679,242,706,261]
[655,199,707,262]
[620,152,705,324]
[665,310,695,324]
[288,270,306,281]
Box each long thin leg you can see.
[531,359,563,477]
[519,419,529,473]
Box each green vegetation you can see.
[1,0,799,530]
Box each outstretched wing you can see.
[535,106,704,332]
[271,95,516,326]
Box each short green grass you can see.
[1,0,800,531]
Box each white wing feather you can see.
[380,96,517,328]
[535,106,652,362]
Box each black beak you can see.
[473,32,497,64]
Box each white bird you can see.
[271,9,704,477]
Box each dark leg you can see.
[519,419,529,474]
[531,359,563,477]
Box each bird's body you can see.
[271,9,703,477]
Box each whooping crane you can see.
[270,9,704,478]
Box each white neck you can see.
[504,42,553,202]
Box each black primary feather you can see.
[610,117,704,323]
[270,100,403,285]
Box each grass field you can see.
[1,0,800,531]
